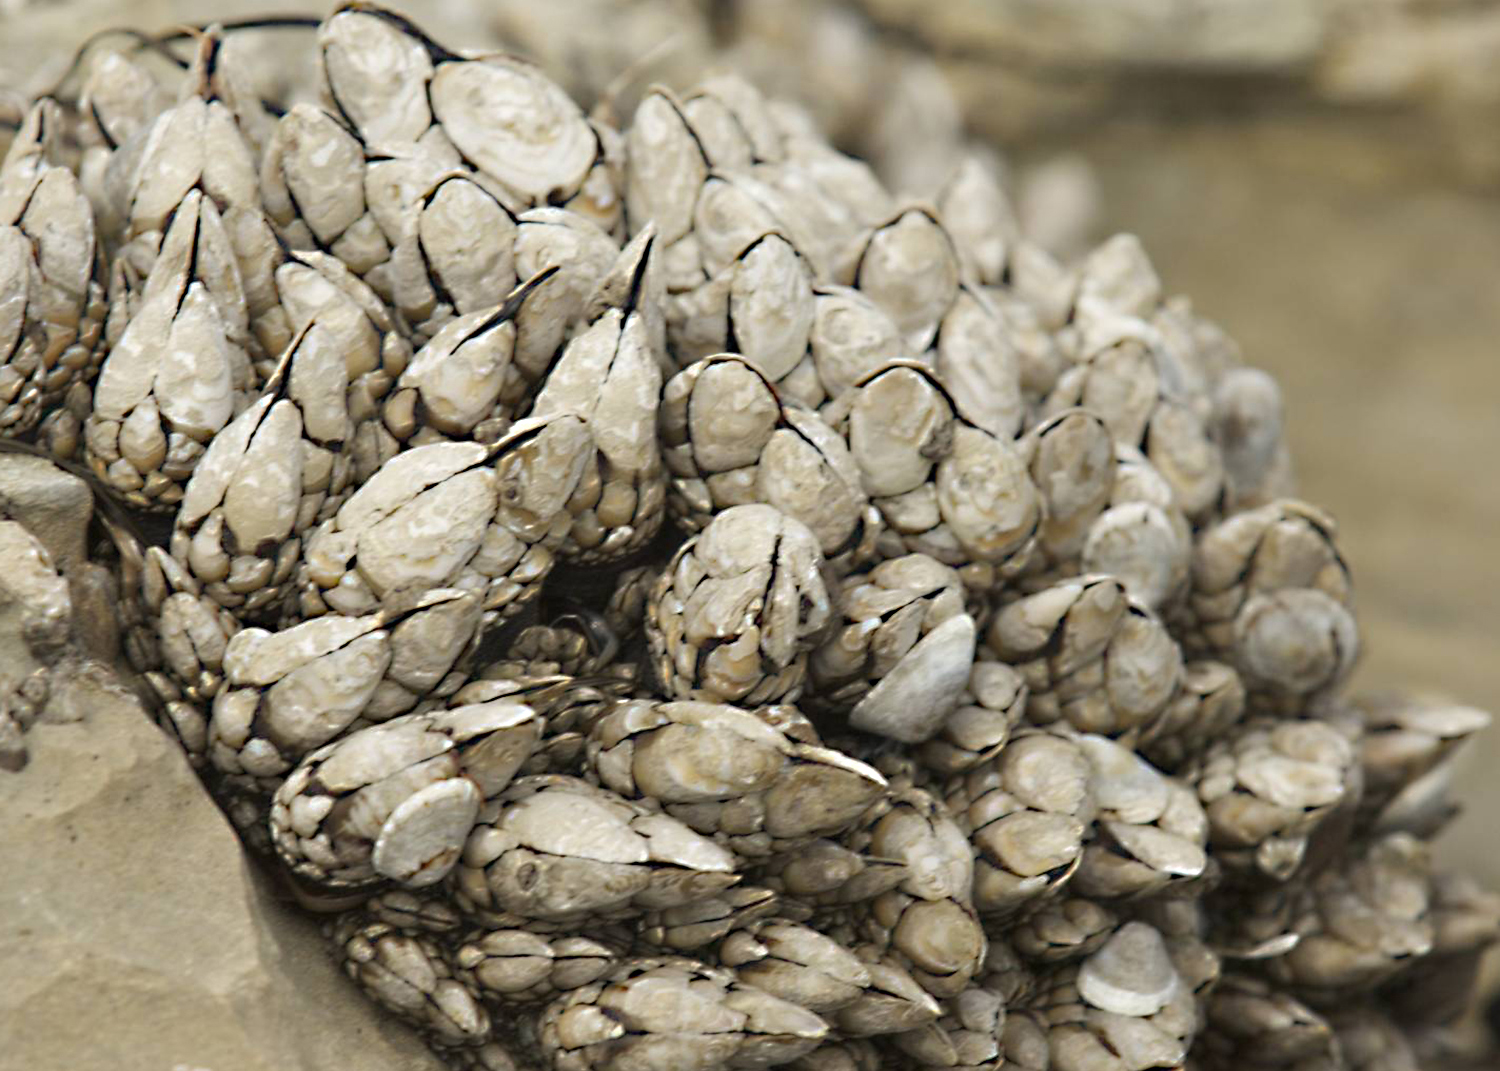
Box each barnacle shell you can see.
[27,8,1497,1071]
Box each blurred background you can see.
[3,0,1498,1023]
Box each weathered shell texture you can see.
[987,574,1184,742]
[335,913,493,1047]
[270,700,543,888]
[844,785,989,999]
[1070,733,1209,901]
[527,229,668,564]
[452,775,740,923]
[207,588,487,792]
[808,553,976,742]
[1030,920,1201,1070]
[85,186,260,509]
[944,729,1097,919]
[539,957,828,1071]
[17,5,1498,1071]
[586,698,887,858]
[463,931,626,1013]
[292,414,591,624]
[646,503,833,706]
[835,361,1043,593]
[168,250,410,618]
[1186,714,1358,883]
[0,101,106,437]
[660,353,879,570]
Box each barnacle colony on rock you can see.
[2,3,1497,1070]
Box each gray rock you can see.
[0,519,71,684]
[0,453,92,574]
[0,454,126,668]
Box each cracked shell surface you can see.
[454,775,739,923]
[586,698,887,858]
[661,354,878,567]
[945,730,1096,918]
[809,553,975,742]
[269,700,539,888]
[646,503,832,706]
[428,56,599,204]
[538,956,828,1071]
[334,913,492,1048]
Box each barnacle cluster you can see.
[2,4,1496,1070]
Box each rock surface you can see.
[0,518,71,684]
[0,664,446,1071]
[0,453,134,673]
[0,453,92,573]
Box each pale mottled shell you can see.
[626,91,705,243]
[808,287,904,403]
[851,209,959,352]
[264,105,367,245]
[849,614,976,744]
[319,9,433,147]
[430,58,596,201]
[373,776,483,886]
